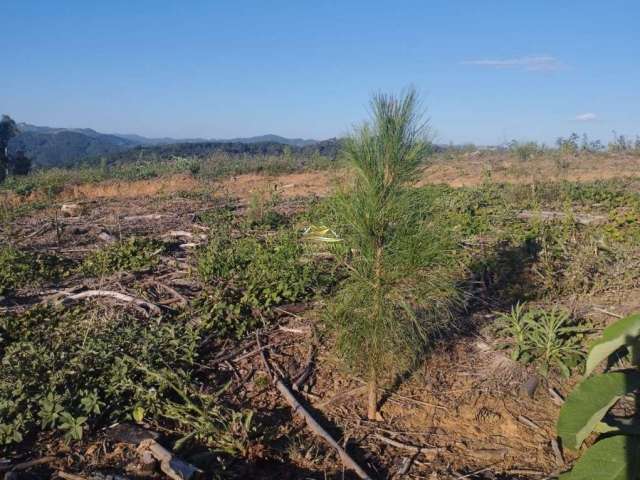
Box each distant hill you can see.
[221,134,317,147]
[8,125,136,168]
[114,133,317,147]
[105,138,343,164]
[7,123,320,167]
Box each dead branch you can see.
[375,433,441,455]
[138,439,202,480]
[0,457,57,473]
[551,437,564,465]
[56,472,88,480]
[592,306,623,319]
[548,387,565,406]
[518,415,541,430]
[316,386,367,408]
[57,290,161,316]
[255,333,371,479]
[122,214,167,222]
[292,344,315,391]
[148,281,188,307]
[24,222,53,239]
[278,325,310,334]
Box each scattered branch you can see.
[138,439,202,480]
[57,290,161,316]
[375,434,441,455]
[255,333,371,479]
[517,210,606,225]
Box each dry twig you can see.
[57,290,161,316]
[255,333,371,479]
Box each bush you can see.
[0,246,69,295]
[81,237,165,276]
[0,304,251,453]
[196,230,327,338]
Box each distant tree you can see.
[0,115,19,182]
[556,133,579,156]
[508,140,540,161]
[11,151,32,176]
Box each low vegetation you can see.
[80,237,165,276]
[3,95,640,479]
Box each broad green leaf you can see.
[586,314,640,376]
[559,435,640,480]
[557,371,640,450]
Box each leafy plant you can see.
[245,187,285,228]
[196,229,329,338]
[0,246,69,294]
[495,303,589,377]
[0,303,248,454]
[81,237,164,276]
[557,312,640,479]
[327,89,459,419]
[58,412,87,442]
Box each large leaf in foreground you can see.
[559,435,640,480]
[557,371,640,450]
[586,314,640,376]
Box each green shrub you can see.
[81,237,165,276]
[508,140,541,162]
[245,189,286,228]
[0,304,251,453]
[0,246,69,294]
[196,230,327,338]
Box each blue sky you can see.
[2,0,639,145]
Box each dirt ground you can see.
[7,152,635,207]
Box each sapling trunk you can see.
[367,375,378,420]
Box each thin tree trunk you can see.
[368,244,383,421]
[367,375,378,420]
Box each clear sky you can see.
[2,0,639,145]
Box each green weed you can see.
[81,237,165,276]
[0,246,69,294]
[196,230,329,338]
[495,303,589,377]
[0,303,251,454]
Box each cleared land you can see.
[2,151,640,479]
